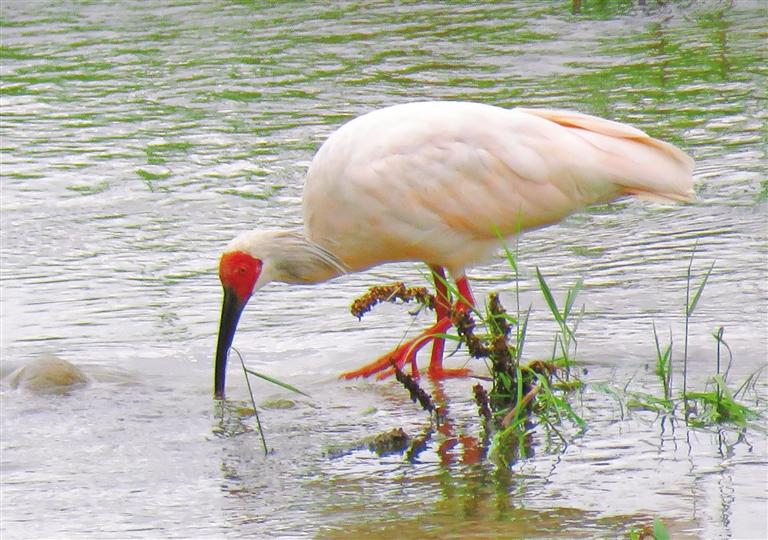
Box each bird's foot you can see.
[373,365,472,380]
[340,318,453,380]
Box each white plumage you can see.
[214,101,694,398]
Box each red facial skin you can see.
[219,251,262,302]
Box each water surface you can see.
[1,1,766,538]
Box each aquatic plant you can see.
[354,256,587,467]
[597,245,762,429]
[229,238,761,460]
[355,236,762,469]
[682,241,715,405]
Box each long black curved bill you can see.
[215,286,246,399]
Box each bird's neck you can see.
[267,229,348,285]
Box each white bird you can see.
[215,101,694,399]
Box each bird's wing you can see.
[303,102,694,272]
[516,107,695,203]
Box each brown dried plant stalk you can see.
[351,282,435,320]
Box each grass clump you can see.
[356,236,763,468]
[600,244,762,430]
[352,246,588,467]
[462,268,587,467]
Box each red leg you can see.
[340,270,475,381]
[339,317,453,379]
[427,265,450,374]
[431,265,452,319]
[427,274,474,379]
[455,275,475,310]
[340,266,450,380]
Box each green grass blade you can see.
[686,259,715,317]
[493,224,518,273]
[535,266,563,325]
[563,278,583,321]
[590,381,626,419]
[244,367,312,398]
[234,348,269,455]
[653,518,671,540]
[652,322,673,400]
[733,365,765,401]
[516,305,531,362]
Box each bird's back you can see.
[302,101,694,275]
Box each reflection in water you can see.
[1,0,766,538]
[214,380,725,538]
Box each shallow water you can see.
[1,1,766,538]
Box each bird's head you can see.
[215,248,262,399]
[213,229,348,399]
[215,230,282,400]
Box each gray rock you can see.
[5,355,89,393]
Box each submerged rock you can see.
[5,355,89,393]
[325,427,412,458]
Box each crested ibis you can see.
[214,101,694,399]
